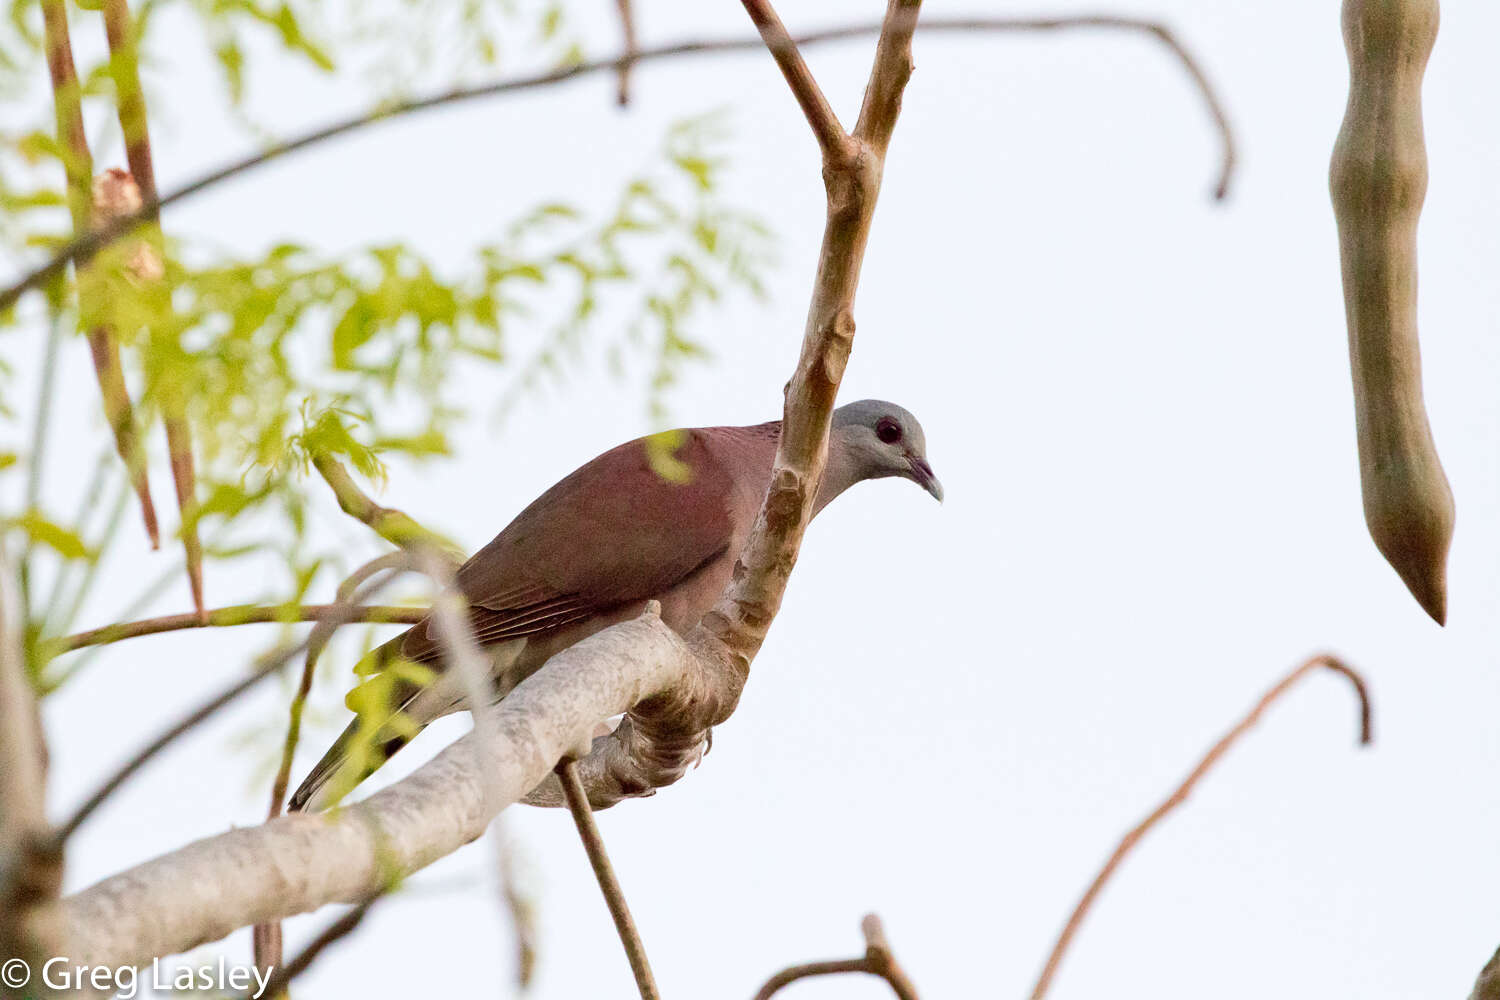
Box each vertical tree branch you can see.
[699,0,920,675]
[613,0,638,105]
[528,0,930,809]
[0,551,63,982]
[41,0,160,550]
[853,0,920,154]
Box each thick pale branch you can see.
[60,606,694,970]
[0,15,1234,312]
[1028,654,1372,1000]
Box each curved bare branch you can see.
[0,14,1234,313]
[1028,653,1372,1000]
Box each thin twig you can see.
[860,915,921,1000]
[255,467,484,981]
[23,311,64,514]
[53,603,427,653]
[265,555,419,823]
[40,447,117,636]
[52,640,302,845]
[46,473,130,649]
[738,1,851,159]
[754,913,919,1000]
[556,757,659,1000]
[613,0,638,105]
[311,455,458,556]
[0,15,1236,312]
[51,560,412,844]
[253,552,421,978]
[1028,653,1373,1000]
[20,306,65,616]
[45,520,234,689]
[251,897,378,1000]
[301,457,482,807]
[494,824,538,989]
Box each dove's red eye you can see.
[875,418,902,444]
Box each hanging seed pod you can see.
[103,0,206,619]
[1329,0,1453,624]
[43,0,161,549]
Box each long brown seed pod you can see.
[1329,0,1453,624]
[103,0,204,616]
[42,0,160,549]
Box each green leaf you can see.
[643,429,692,484]
[11,511,92,560]
[215,39,246,104]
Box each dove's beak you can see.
[907,456,944,504]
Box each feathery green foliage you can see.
[0,1,773,696]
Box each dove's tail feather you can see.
[288,635,530,812]
[288,636,427,813]
[288,713,419,813]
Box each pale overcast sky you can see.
[25,1,1500,998]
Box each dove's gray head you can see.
[829,399,943,503]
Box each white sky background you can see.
[17,0,1500,997]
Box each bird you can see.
[289,398,941,812]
